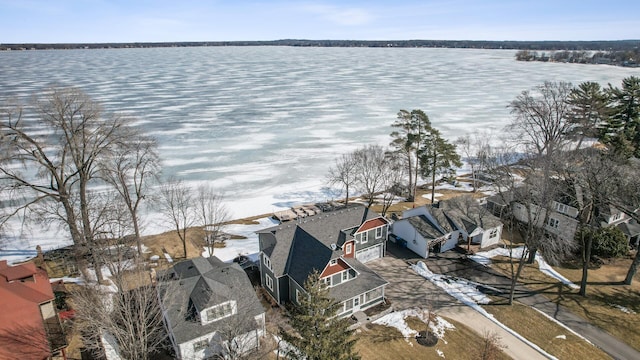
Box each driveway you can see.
[366,243,551,360]
[367,256,453,311]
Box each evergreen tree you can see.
[390,109,433,202]
[601,76,640,158]
[418,128,462,203]
[567,81,608,149]
[279,271,360,360]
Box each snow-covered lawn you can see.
[469,246,579,289]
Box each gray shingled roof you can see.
[330,257,388,302]
[286,227,335,286]
[438,200,502,232]
[407,215,444,240]
[257,205,387,300]
[258,205,377,278]
[159,257,264,344]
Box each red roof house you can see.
[0,260,67,360]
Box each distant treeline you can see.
[515,49,640,67]
[1,39,639,51]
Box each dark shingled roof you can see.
[258,205,388,300]
[329,257,388,302]
[159,256,264,344]
[407,215,444,240]
[258,205,378,278]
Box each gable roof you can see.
[160,257,264,344]
[258,205,380,278]
[0,260,56,360]
[286,227,335,286]
[406,215,445,240]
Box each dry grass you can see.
[354,316,510,360]
[484,301,612,360]
[370,185,485,218]
[490,255,640,352]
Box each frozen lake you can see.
[1,46,639,255]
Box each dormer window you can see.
[204,300,236,324]
[342,271,349,281]
[330,259,337,266]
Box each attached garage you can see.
[356,244,383,263]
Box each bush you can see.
[592,227,628,258]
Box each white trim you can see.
[345,243,352,254]
[375,226,383,239]
[263,254,272,270]
[265,274,273,291]
[202,300,237,325]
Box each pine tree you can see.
[601,76,640,158]
[279,271,360,360]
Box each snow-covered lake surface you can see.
[1,47,639,260]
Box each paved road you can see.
[367,255,549,360]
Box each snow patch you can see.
[373,308,455,344]
[412,261,491,306]
[610,304,637,315]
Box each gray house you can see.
[257,205,389,317]
[158,257,265,360]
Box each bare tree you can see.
[102,130,159,257]
[456,132,492,192]
[196,184,230,258]
[0,88,131,282]
[507,81,573,157]
[326,153,359,207]
[352,145,387,208]
[158,178,195,258]
[73,262,175,360]
[485,147,575,304]
[379,151,406,217]
[472,331,506,360]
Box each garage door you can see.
[356,244,382,263]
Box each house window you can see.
[612,213,622,221]
[345,243,352,254]
[265,274,273,291]
[330,259,337,266]
[342,271,348,281]
[321,276,331,287]
[489,229,498,238]
[361,232,368,244]
[375,227,383,239]
[205,301,236,323]
[555,202,568,214]
[263,254,272,270]
[295,289,304,304]
[193,339,208,352]
[546,217,559,229]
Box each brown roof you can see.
[356,217,388,233]
[0,261,57,360]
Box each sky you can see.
[0,0,639,43]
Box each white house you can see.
[392,198,503,258]
[158,257,266,360]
